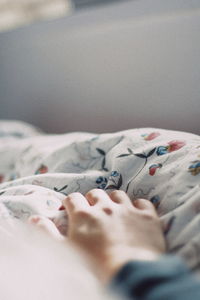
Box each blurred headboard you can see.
[0,0,200,134]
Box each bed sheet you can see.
[0,120,200,273]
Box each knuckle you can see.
[68,192,82,199]
[102,207,113,215]
[75,209,88,215]
[86,188,104,197]
[74,208,90,218]
[110,190,118,196]
[142,211,156,221]
[110,190,124,197]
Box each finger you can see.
[85,189,113,207]
[28,215,64,241]
[133,199,158,216]
[63,193,90,214]
[109,190,133,207]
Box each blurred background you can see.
[0,0,200,134]
[0,0,71,32]
[0,0,124,32]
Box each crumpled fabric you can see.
[0,120,200,273]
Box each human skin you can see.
[29,189,166,282]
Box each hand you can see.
[62,189,166,282]
[28,215,65,241]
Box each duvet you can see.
[0,120,200,274]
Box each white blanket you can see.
[0,120,200,274]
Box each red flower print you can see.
[142,132,160,141]
[167,140,185,152]
[59,205,65,211]
[35,164,48,175]
[149,163,162,176]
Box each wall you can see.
[0,0,200,134]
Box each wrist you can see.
[101,247,161,283]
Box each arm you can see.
[110,255,200,300]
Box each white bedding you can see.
[0,120,200,274]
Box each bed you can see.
[0,1,200,299]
